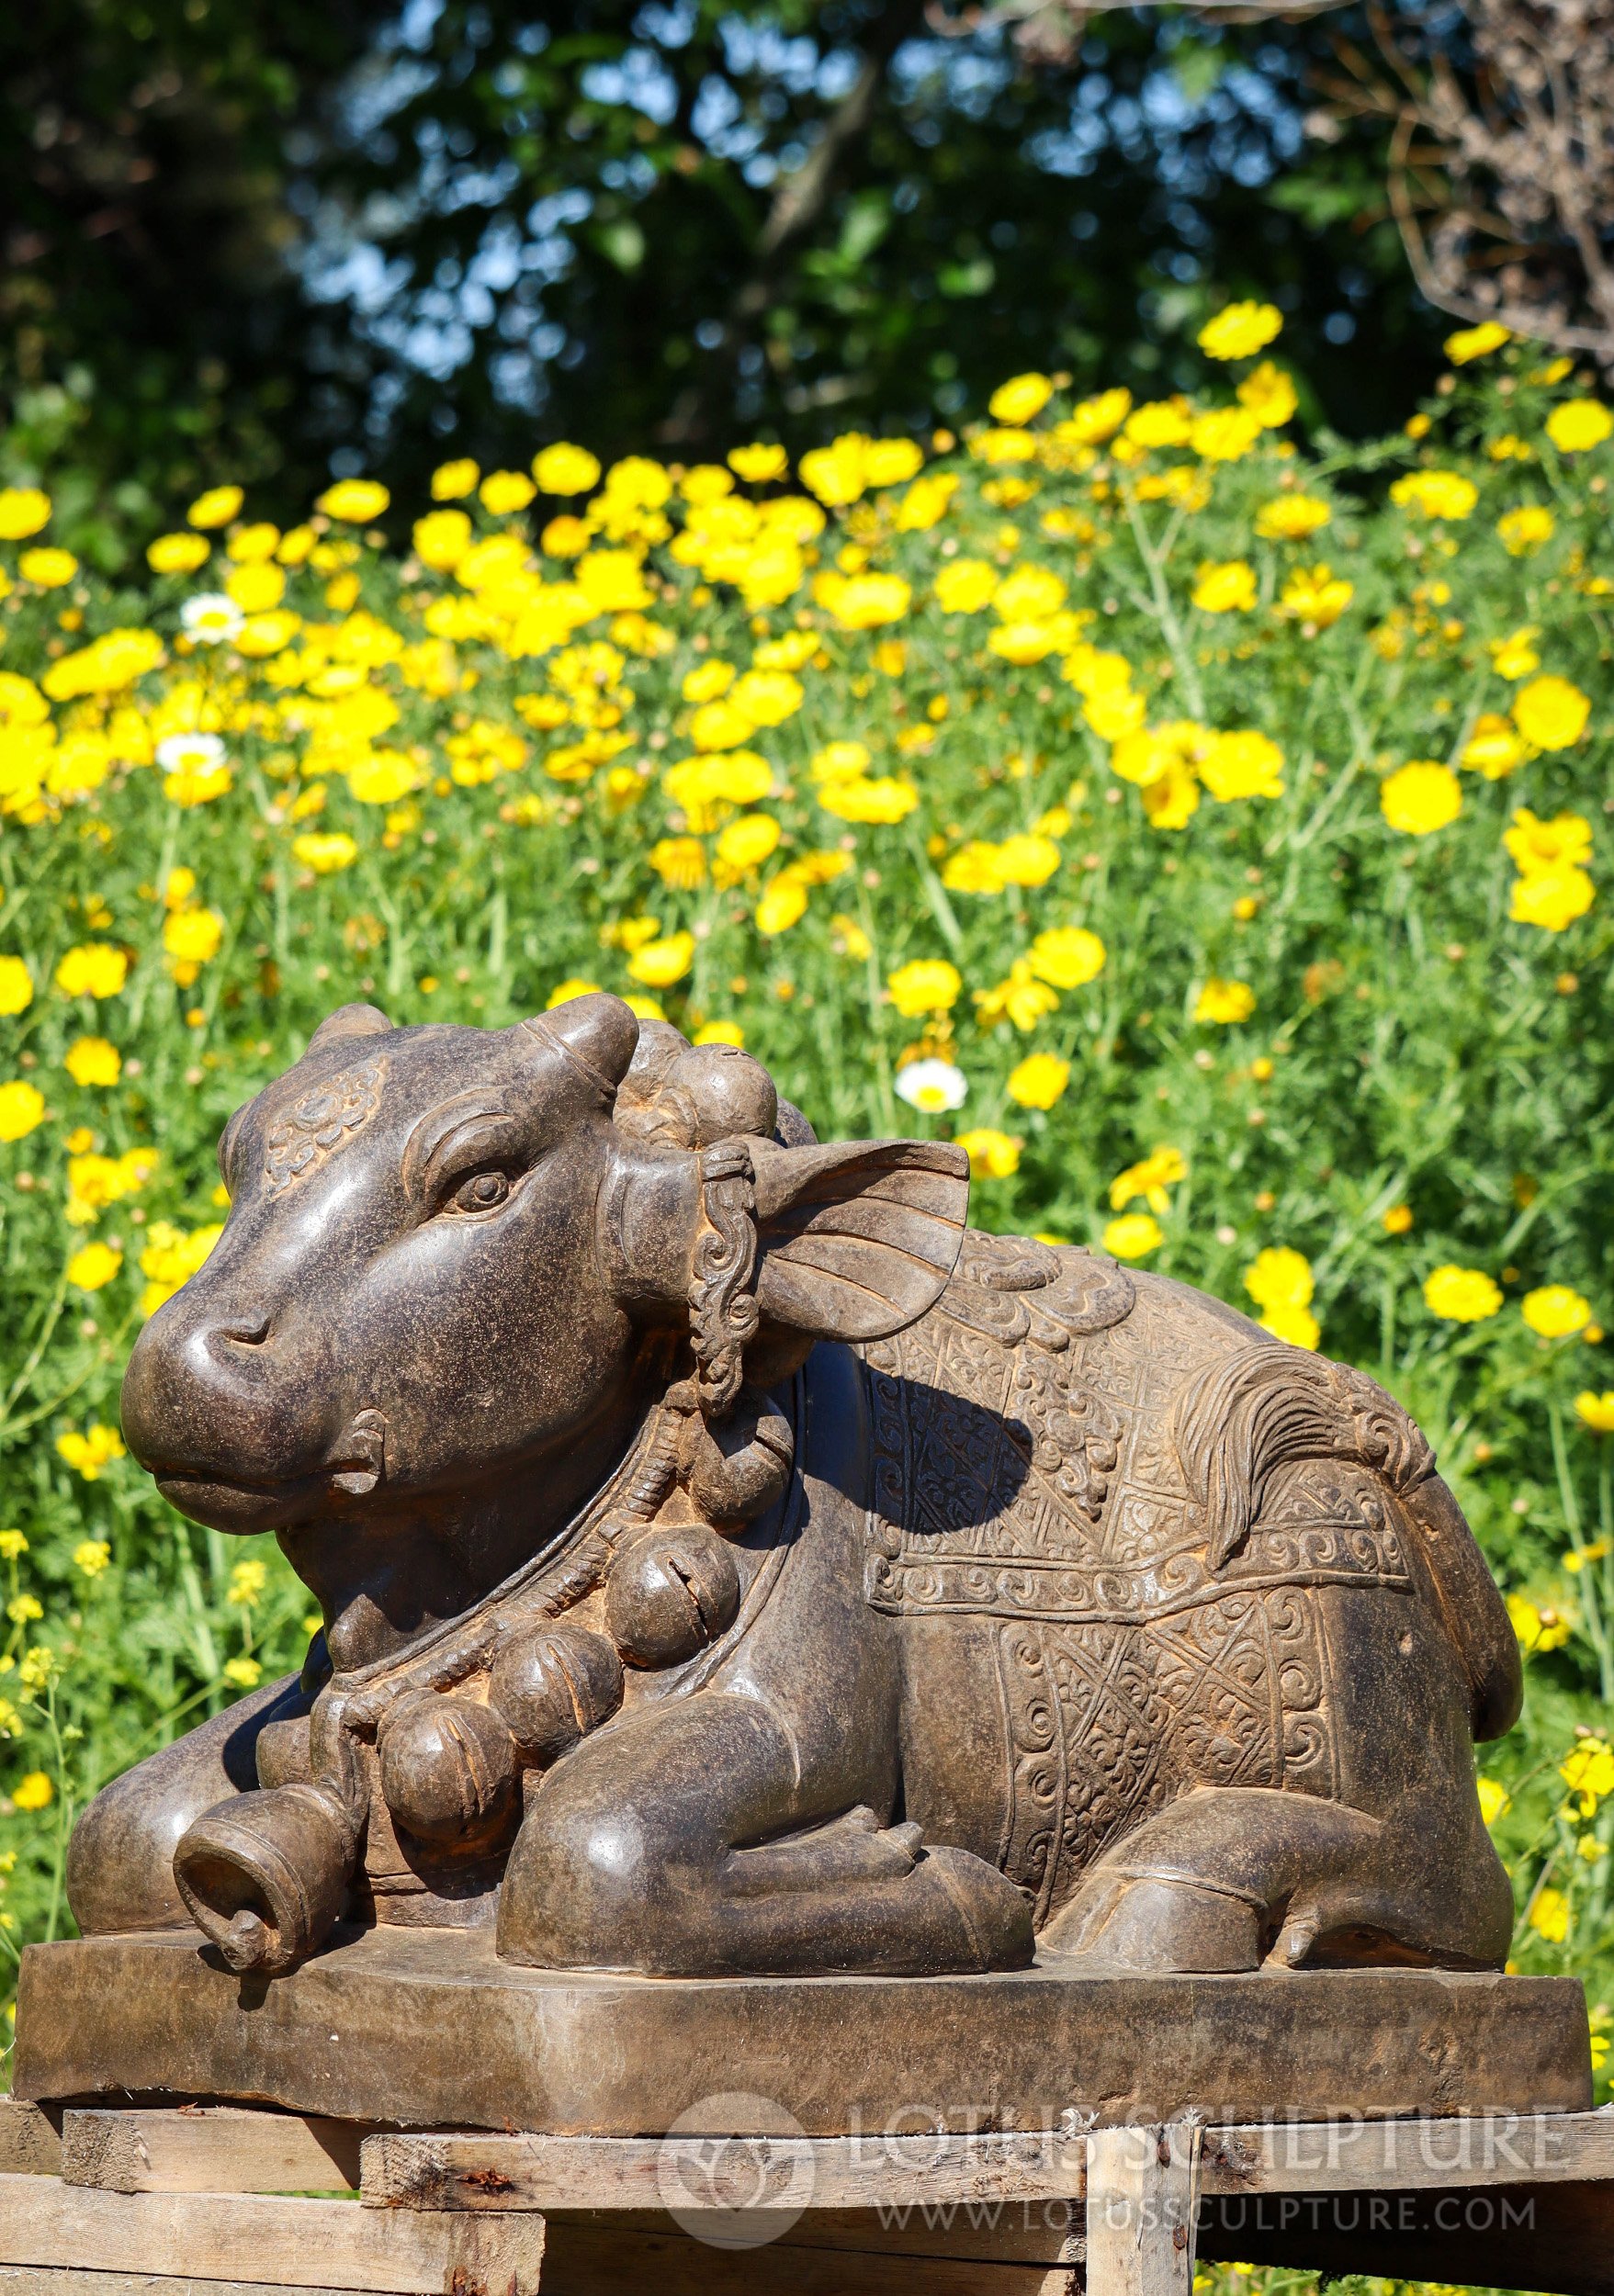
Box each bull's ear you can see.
[308,1002,391,1053]
[751,1139,968,1342]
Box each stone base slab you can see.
[14,1925,1592,2136]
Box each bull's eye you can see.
[450,1168,511,1215]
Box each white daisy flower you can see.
[894,1058,967,1114]
[180,593,244,645]
[154,731,227,773]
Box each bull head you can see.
[121,993,967,1672]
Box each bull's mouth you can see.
[152,1464,344,1533]
[149,1412,387,1533]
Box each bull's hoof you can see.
[1039,1871,1264,1972]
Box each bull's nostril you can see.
[220,1317,273,1349]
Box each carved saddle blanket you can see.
[858,1231,1434,1922]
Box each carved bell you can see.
[376,1690,521,1849]
[604,1525,740,1669]
[490,1624,625,1763]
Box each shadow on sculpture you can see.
[67,992,1520,1984]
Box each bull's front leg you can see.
[495,1688,1032,1975]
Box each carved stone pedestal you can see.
[13,1923,1594,2133]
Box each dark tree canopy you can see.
[1,1,1441,558]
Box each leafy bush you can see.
[0,319,1608,2098]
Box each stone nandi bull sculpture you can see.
[72,993,1520,1984]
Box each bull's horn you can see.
[307,1001,391,1052]
[520,991,638,1098]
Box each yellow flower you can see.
[1198,301,1283,361]
[1112,1146,1187,1214]
[0,488,51,539]
[1194,977,1255,1025]
[20,547,77,588]
[0,956,33,1016]
[1254,493,1331,541]
[1508,1591,1570,1650]
[988,373,1054,425]
[1497,505,1554,555]
[163,908,224,966]
[480,469,536,514]
[1506,806,1593,874]
[292,831,358,874]
[1423,1265,1502,1322]
[1007,1053,1070,1110]
[1476,1776,1510,1826]
[1059,388,1132,446]
[56,1424,125,1481]
[1259,1300,1321,1349]
[1512,674,1590,749]
[1489,626,1541,681]
[1461,715,1526,778]
[73,1539,112,1577]
[1245,1246,1315,1313]
[717,812,782,877]
[412,509,473,569]
[694,1020,744,1048]
[957,1126,1021,1179]
[1190,407,1263,463]
[1561,1739,1614,1816]
[67,1241,123,1292]
[138,1219,223,1313]
[627,930,694,988]
[1529,1885,1571,1943]
[1521,1285,1592,1340]
[730,669,802,727]
[1389,470,1478,521]
[649,836,706,891]
[187,485,243,529]
[935,559,999,614]
[813,570,912,630]
[755,876,809,936]
[223,1656,264,1690]
[1236,361,1297,428]
[817,774,917,825]
[1380,760,1462,836]
[55,943,128,999]
[11,1772,53,1812]
[532,443,600,496]
[64,1037,120,1088]
[1445,321,1510,364]
[942,841,1005,894]
[317,478,389,523]
[1200,729,1284,802]
[0,1081,45,1142]
[1192,560,1257,614]
[1574,1391,1614,1434]
[830,912,872,961]
[1510,866,1595,932]
[0,1530,25,1559]
[990,834,1061,888]
[431,457,479,500]
[895,472,958,531]
[1104,1212,1163,1259]
[886,959,961,1018]
[1546,400,1613,454]
[728,443,788,483]
[1027,927,1105,990]
[864,438,924,488]
[1277,564,1352,629]
[1383,1204,1414,1235]
[547,976,602,1008]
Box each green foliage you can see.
[2,3,1442,565]
[0,341,1609,2110]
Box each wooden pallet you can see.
[5,2096,1613,2296]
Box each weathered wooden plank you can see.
[362,2109,1614,2217]
[0,2092,62,2174]
[62,2108,362,2195]
[0,2276,418,2296]
[1085,2125,1200,2296]
[0,2174,544,2295]
[362,2127,1086,2214]
[1202,2107,1614,2195]
[538,2217,1076,2296]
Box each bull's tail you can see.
[1171,1345,1521,1741]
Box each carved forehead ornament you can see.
[264,1058,386,1191]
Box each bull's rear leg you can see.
[1039,1788,1416,1973]
[497,1693,1033,1975]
